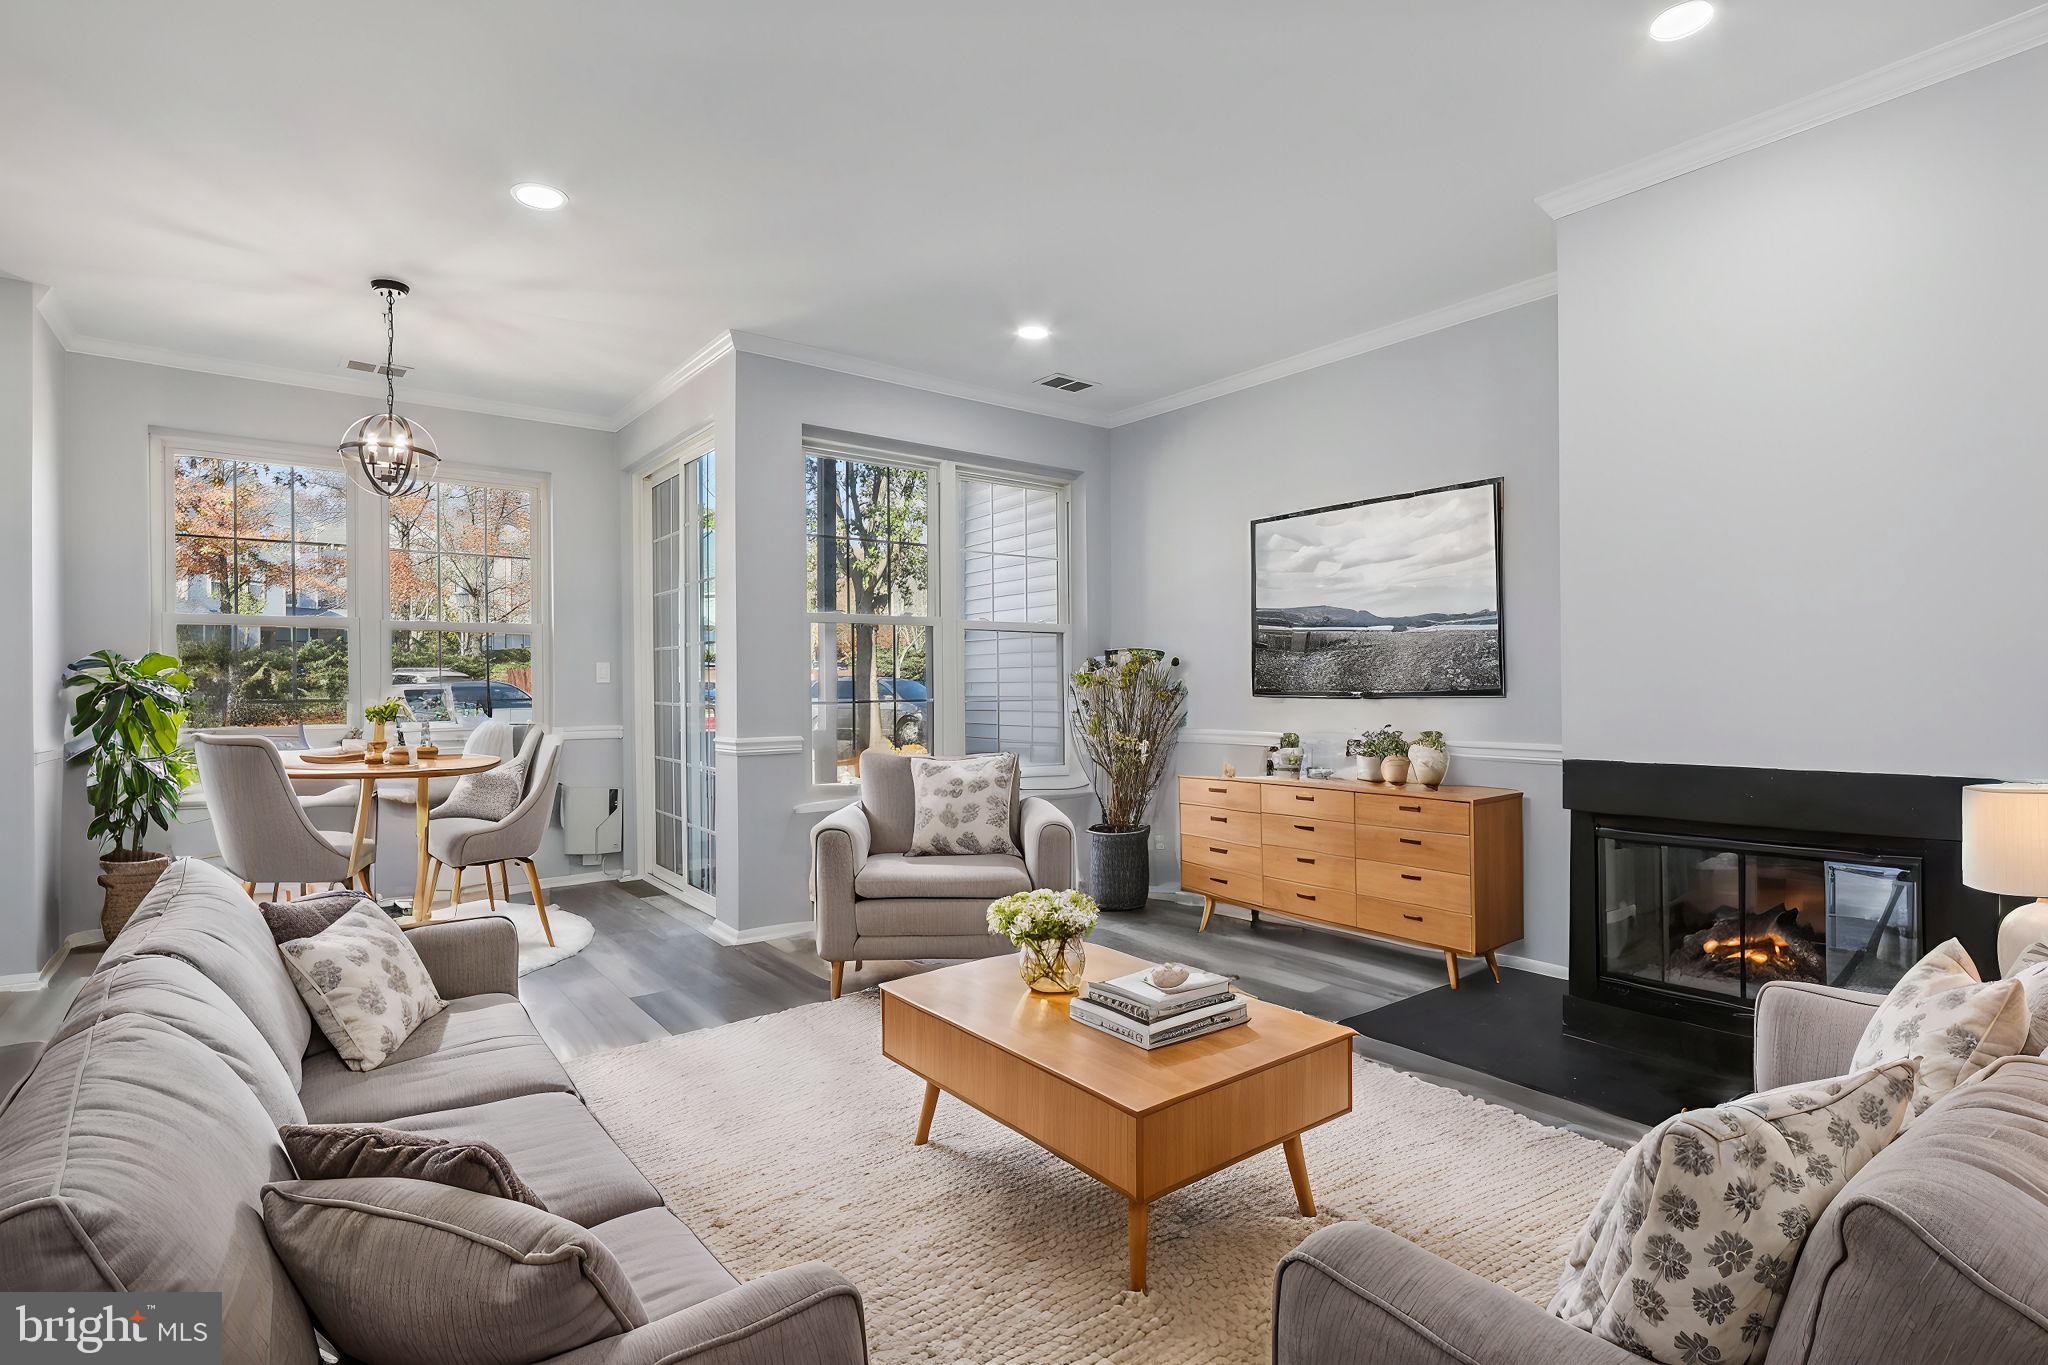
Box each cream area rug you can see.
[428,900,592,975]
[568,993,1620,1365]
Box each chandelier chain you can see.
[383,289,397,415]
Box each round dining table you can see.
[282,750,502,923]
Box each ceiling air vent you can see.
[1035,373,1096,393]
[346,359,412,378]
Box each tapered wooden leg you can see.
[485,863,498,910]
[853,960,863,971]
[1199,895,1215,932]
[498,863,512,902]
[1283,1134,1316,1216]
[914,1082,939,1145]
[1484,950,1501,984]
[521,859,554,947]
[450,866,464,910]
[242,881,256,896]
[347,778,374,889]
[1128,1199,1149,1293]
[830,961,845,999]
[411,777,433,922]
[1443,950,1461,991]
[424,860,442,913]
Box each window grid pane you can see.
[963,629,1062,766]
[961,476,1057,623]
[386,480,539,723]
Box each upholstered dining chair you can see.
[423,730,562,945]
[193,732,377,898]
[379,716,517,814]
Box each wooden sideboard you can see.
[1177,773,1523,990]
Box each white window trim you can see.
[803,438,1076,798]
[148,429,552,741]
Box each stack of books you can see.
[1070,967,1247,1050]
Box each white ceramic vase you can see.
[1409,743,1449,789]
[1356,756,1384,782]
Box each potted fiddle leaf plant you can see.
[63,650,198,940]
[1069,649,1187,911]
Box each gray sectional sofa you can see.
[0,858,868,1365]
[1273,978,2048,1364]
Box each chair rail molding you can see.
[713,734,807,757]
[1177,729,1562,766]
[553,725,626,743]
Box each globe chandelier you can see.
[339,278,440,497]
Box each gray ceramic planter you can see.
[1088,825,1152,911]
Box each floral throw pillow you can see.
[907,753,1019,857]
[1550,1060,1914,1365]
[1850,937,2028,1124]
[2005,939,2048,1055]
[279,905,447,1071]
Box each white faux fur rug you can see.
[429,900,593,975]
[568,993,1619,1365]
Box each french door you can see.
[642,449,717,904]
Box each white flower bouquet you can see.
[987,889,1099,994]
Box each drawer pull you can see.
[1399,804,1422,812]
[1401,873,1423,881]
[1403,912,1424,923]
[1207,786,1228,793]
[1296,856,1315,865]
[1209,846,1230,855]
[1293,823,1315,831]
[1213,877,1229,885]
[1295,893,1317,902]
[1400,837,1422,846]
[1209,815,1227,822]
[1295,794,1315,802]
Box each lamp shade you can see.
[1961,782,2048,895]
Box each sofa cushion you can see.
[1772,1053,2048,1363]
[853,897,1018,941]
[1852,937,2028,1123]
[1550,1060,1914,1365]
[383,1092,663,1228]
[0,1014,316,1365]
[54,953,306,1126]
[280,905,447,1070]
[280,1123,547,1209]
[587,1206,740,1319]
[100,857,313,1087]
[298,993,574,1123]
[854,851,1031,900]
[262,1177,645,1365]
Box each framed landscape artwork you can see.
[1251,478,1504,698]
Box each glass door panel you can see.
[646,453,716,901]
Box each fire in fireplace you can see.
[1683,908,1826,985]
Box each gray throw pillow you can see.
[280,1123,547,1209]
[437,754,531,822]
[262,1177,646,1365]
[259,887,375,946]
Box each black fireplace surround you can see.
[1563,761,2000,1074]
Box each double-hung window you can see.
[805,444,1070,788]
[386,480,539,732]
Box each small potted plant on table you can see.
[1409,730,1450,787]
[362,698,406,762]
[63,650,197,940]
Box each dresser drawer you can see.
[1178,777,1262,812]
[1354,824,1470,875]
[1355,859,1473,913]
[1263,878,1354,928]
[1262,784,1355,821]
[1261,845,1354,891]
[1261,812,1352,855]
[1182,834,1260,876]
[1355,895,1475,952]
[1182,866,1261,908]
[1354,791,1471,835]
[1182,803,1260,847]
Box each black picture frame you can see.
[1250,477,1505,699]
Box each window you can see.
[387,480,537,729]
[157,436,548,742]
[804,446,1069,786]
[169,453,351,729]
[805,454,931,784]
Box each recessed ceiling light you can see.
[511,183,568,211]
[1650,2,1714,42]
[1014,323,1052,341]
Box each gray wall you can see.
[1557,44,2048,779]
[1106,299,1567,967]
[54,353,626,945]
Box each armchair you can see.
[810,750,1075,998]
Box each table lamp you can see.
[1962,782,2048,974]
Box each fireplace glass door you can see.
[1596,829,1920,1002]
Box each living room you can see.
[3,4,2046,1363]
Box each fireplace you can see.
[1564,762,1999,1073]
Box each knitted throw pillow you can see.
[260,887,375,945]
[437,753,530,822]
[280,1123,546,1209]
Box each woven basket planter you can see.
[1087,825,1151,911]
[98,850,171,942]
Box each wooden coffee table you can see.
[879,945,1354,1291]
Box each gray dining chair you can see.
[193,732,377,897]
[424,730,562,945]
[380,716,517,813]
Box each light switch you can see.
[594,661,612,684]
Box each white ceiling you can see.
[2,1,2039,428]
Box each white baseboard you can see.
[701,917,815,947]
[0,929,107,994]
[1494,952,1568,980]
[538,870,621,890]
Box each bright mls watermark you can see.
[4,1295,220,1362]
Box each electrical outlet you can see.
[1152,835,1165,851]
[594,661,612,684]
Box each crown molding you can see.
[1538,6,2048,219]
[728,329,1118,429]
[609,330,736,430]
[1102,274,1560,427]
